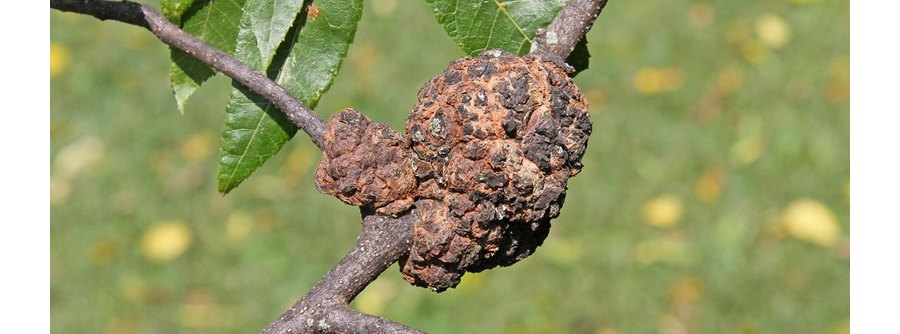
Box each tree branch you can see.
[531,0,609,60]
[262,211,424,334]
[50,1,610,333]
[49,0,327,149]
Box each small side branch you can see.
[49,0,327,148]
[261,211,424,334]
[531,0,609,60]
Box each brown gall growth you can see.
[315,109,417,217]
[400,49,592,291]
[314,50,591,292]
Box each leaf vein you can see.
[222,102,269,189]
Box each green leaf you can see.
[426,0,565,55]
[168,0,247,113]
[426,0,590,74]
[232,0,306,70]
[217,0,363,193]
[161,0,200,23]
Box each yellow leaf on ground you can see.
[179,131,215,163]
[844,180,850,202]
[668,276,704,305]
[90,239,120,265]
[54,136,105,180]
[695,167,725,204]
[827,80,850,104]
[693,66,745,122]
[827,57,850,104]
[740,39,770,64]
[717,66,745,96]
[140,221,192,263]
[730,134,765,166]
[50,176,71,205]
[117,276,147,303]
[634,67,683,94]
[658,314,689,334]
[179,289,228,329]
[641,194,684,228]
[50,42,71,77]
[688,3,715,28]
[830,319,849,334]
[351,41,379,71]
[755,14,791,49]
[726,20,771,64]
[781,199,841,248]
[225,211,254,244]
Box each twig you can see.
[531,0,609,60]
[261,211,424,334]
[49,0,327,149]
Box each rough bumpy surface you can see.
[314,50,591,292]
[315,109,417,216]
[400,49,591,291]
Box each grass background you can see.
[50,0,849,333]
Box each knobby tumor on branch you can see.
[315,109,418,217]
[315,50,592,292]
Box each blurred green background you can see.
[50,0,849,333]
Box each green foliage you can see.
[160,0,199,23]
[168,0,247,113]
[425,0,589,72]
[162,0,365,193]
[425,0,565,55]
[161,0,365,193]
[215,0,307,193]
[217,0,363,193]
